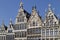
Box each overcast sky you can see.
[0,0,60,26]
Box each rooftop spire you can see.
[20,0,23,9]
[32,5,37,12]
[9,18,13,28]
[1,20,5,31]
[2,20,4,25]
[7,18,13,33]
[9,18,12,25]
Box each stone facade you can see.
[0,1,60,40]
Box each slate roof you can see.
[24,10,31,20]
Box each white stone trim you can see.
[13,29,27,32]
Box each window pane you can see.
[50,29,53,36]
[27,28,41,34]
[54,28,58,36]
[46,29,49,36]
[19,23,26,29]
[17,17,24,22]
[42,29,45,36]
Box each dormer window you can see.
[33,21,37,26]
[54,22,57,26]
[51,15,54,19]
[33,21,35,26]
[48,16,50,20]
[55,22,56,24]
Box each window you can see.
[15,31,26,38]
[46,29,49,36]
[32,21,37,26]
[34,28,41,34]
[54,28,58,36]
[20,31,26,37]
[33,21,35,26]
[46,22,49,26]
[17,18,19,22]
[27,28,41,34]
[54,22,57,26]
[8,30,12,33]
[50,20,53,26]
[50,29,53,36]
[49,16,50,19]
[20,17,24,22]
[17,17,24,22]
[22,32,26,37]
[20,13,23,16]
[14,25,19,30]
[44,23,45,26]
[51,15,54,19]
[15,32,20,38]
[19,32,21,37]
[42,29,45,36]
[55,22,56,24]
[19,23,26,29]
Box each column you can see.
[49,29,50,40]
[45,29,46,40]
[53,29,54,40]
[41,28,42,40]
[5,36,6,40]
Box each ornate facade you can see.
[0,0,60,40]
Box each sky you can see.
[0,0,60,26]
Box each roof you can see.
[24,10,31,20]
[54,14,58,20]
[4,25,7,30]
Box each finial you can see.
[48,4,52,12]
[32,5,36,11]
[1,20,5,31]
[45,9,47,17]
[48,4,51,8]
[20,0,23,8]
[2,20,4,25]
[10,18,12,25]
